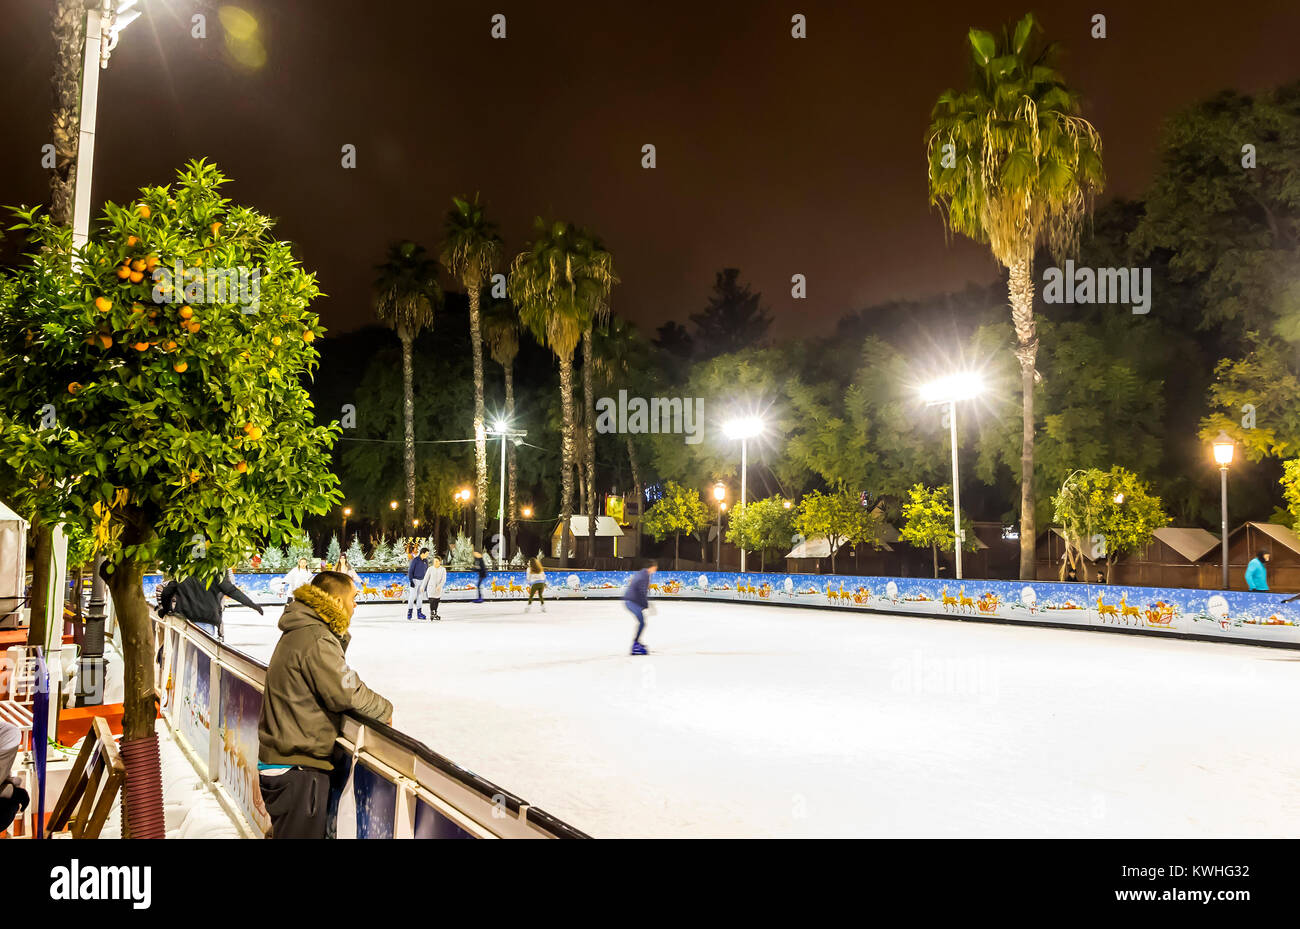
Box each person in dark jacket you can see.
[1246,550,1270,591]
[406,548,430,621]
[258,571,392,839]
[157,568,263,640]
[624,560,657,655]
[473,550,487,603]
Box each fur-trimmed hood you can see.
[279,583,352,639]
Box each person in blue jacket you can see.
[407,548,430,620]
[1246,550,1270,591]
[624,559,657,656]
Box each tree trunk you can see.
[582,328,598,567]
[760,549,765,572]
[400,330,416,534]
[505,361,518,560]
[625,436,642,558]
[105,536,165,837]
[49,0,83,227]
[469,286,488,550]
[557,354,576,568]
[674,533,680,570]
[27,523,52,648]
[1009,252,1038,580]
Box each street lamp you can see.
[1213,431,1235,589]
[521,506,533,519]
[73,0,143,256]
[488,420,527,564]
[341,506,352,547]
[723,417,764,571]
[920,372,985,580]
[713,482,726,571]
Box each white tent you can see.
[551,515,625,558]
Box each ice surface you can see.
[225,599,1300,838]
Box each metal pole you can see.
[72,4,105,257]
[739,439,748,573]
[1221,465,1229,589]
[716,506,722,571]
[498,435,507,564]
[950,399,962,580]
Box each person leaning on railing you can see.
[157,567,264,641]
[257,571,393,839]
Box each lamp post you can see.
[488,420,527,564]
[341,506,351,547]
[713,482,726,571]
[455,488,472,537]
[1213,432,1235,589]
[921,372,985,581]
[723,417,764,572]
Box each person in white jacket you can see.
[524,557,547,613]
[283,558,314,602]
[424,556,447,621]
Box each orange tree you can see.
[0,161,339,824]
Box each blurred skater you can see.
[1246,550,1270,591]
[407,548,431,620]
[425,555,446,621]
[157,567,264,641]
[624,559,657,655]
[524,557,547,613]
[473,550,487,603]
[284,557,314,601]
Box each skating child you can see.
[472,550,487,603]
[407,548,431,620]
[524,557,547,612]
[425,556,447,621]
[624,559,657,655]
[284,557,314,601]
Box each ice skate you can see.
[417,610,428,620]
[630,641,647,655]
[406,609,414,621]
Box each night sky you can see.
[3,0,1299,339]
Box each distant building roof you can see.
[1151,527,1219,563]
[1231,521,1300,555]
[551,515,624,538]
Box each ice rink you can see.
[225,598,1300,838]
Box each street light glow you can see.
[521,506,533,518]
[492,419,509,433]
[713,482,726,501]
[389,500,398,510]
[342,506,352,517]
[1213,431,1235,466]
[723,416,764,439]
[920,371,985,405]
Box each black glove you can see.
[256,605,265,615]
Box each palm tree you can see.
[440,195,502,551]
[580,234,615,566]
[508,219,617,569]
[926,12,1104,579]
[593,316,649,557]
[483,300,521,557]
[50,0,83,225]
[373,241,442,530]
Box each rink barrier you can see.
[146,569,1300,650]
[153,613,588,839]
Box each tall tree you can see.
[927,12,1105,578]
[440,194,502,549]
[593,316,652,556]
[690,268,772,358]
[641,481,709,569]
[580,233,617,565]
[509,220,617,568]
[483,299,521,557]
[49,0,83,225]
[373,241,441,531]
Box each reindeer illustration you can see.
[1096,594,1119,622]
[958,586,975,613]
[940,586,958,612]
[1119,594,1141,625]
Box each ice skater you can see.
[407,547,431,620]
[624,559,657,655]
[425,555,446,621]
[473,549,487,603]
[524,557,547,612]
[284,557,314,601]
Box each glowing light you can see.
[723,417,764,439]
[1212,431,1235,466]
[920,372,985,404]
[713,482,726,501]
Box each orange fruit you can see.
[99,334,113,349]
[189,470,200,483]
[132,341,150,352]
[94,296,111,312]
[210,221,223,236]
[68,382,81,394]
[271,336,282,346]
[247,426,263,441]
[235,461,248,473]
[173,361,188,373]
[179,305,193,320]
[131,259,146,272]
[162,339,177,351]
[302,330,315,343]
[115,265,131,279]
[131,303,145,315]
[242,422,254,433]
[188,321,201,333]
[137,204,151,219]
[148,310,159,320]
[126,235,139,247]
[193,257,203,267]
[145,255,159,270]
[129,271,143,284]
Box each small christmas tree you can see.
[260,545,286,572]
[449,531,474,570]
[509,549,526,568]
[326,533,342,566]
[286,531,315,566]
[344,537,369,571]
